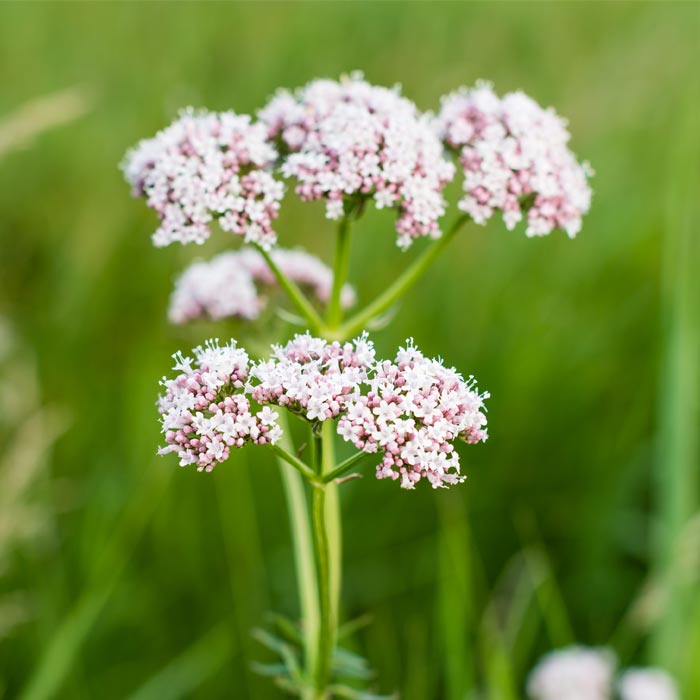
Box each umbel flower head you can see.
[618,668,679,700]
[259,73,456,250]
[435,82,592,238]
[158,335,487,489]
[251,332,376,422]
[168,247,357,324]
[122,108,284,249]
[337,339,489,489]
[158,339,281,471]
[527,646,615,700]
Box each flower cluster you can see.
[527,647,615,700]
[158,335,487,488]
[158,339,281,471]
[337,339,488,489]
[435,82,592,238]
[618,669,679,700]
[259,73,456,249]
[251,333,376,422]
[122,109,284,249]
[168,247,356,324]
[528,647,679,700]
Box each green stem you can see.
[254,244,325,334]
[336,214,469,340]
[311,484,332,698]
[274,418,319,696]
[326,217,352,329]
[321,422,341,638]
[321,451,368,483]
[269,443,317,482]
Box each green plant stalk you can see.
[326,217,352,328]
[275,418,320,696]
[270,443,318,481]
[254,243,325,334]
[651,85,700,679]
[437,493,476,700]
[321,422,342,648]
[336,214,469,339]
[321,450,367,483]
[311,482,332,699]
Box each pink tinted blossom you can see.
[251,332,376,422]
[122,109,283,249]
[158,339,281,471]
[337,339,488,489]
[435,82,592,238]
[168,247,356,324]
[259,73,455,250]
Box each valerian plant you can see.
[122,73,592,700]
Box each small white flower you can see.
[618,668,679,700]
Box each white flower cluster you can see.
[435,82,592,238]
[618,669,679,700]
[528,647,679,700]
[338,339,489,489]
[259,73,456,249]
[158,339,281,471]
[168,247,356,324]
[158,335,487,488]
[528,647,615,700]
[251,332,376,422]
[122,109,284,249]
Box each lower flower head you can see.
[338,339,488,489]
[158,339,281,471]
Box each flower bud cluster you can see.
[122,109,284,249]
[158,339,281,471]
[259,73,455,249]
[168,247,356,324]
[435,82,592,238]
[337,339,489,489]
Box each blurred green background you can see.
[1,2,698,699]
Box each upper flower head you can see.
[259,73,456,250]
[618,668,679,700]
[435,82,592,238]
[527,646,615,700]
[168,247,356,325]
[250,332,376,422]
[122,109,284,249]
[157,339,281,471]
[337,339,488,489]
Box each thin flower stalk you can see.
[336,214,469,340]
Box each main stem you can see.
[274,417,319,692]
[326,217,351,329]
[311,483,332,698]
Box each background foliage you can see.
[0,2,698,699]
